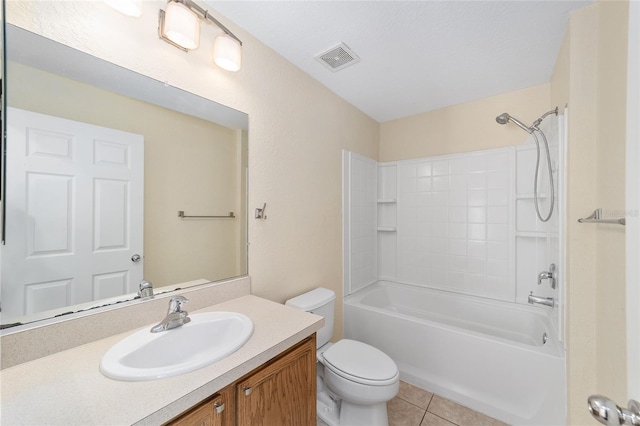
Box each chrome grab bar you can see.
[588,395,640,425]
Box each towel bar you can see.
[578,208,625,225]
[178,210,235,219]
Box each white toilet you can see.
[286,287,399,426]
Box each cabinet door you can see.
[236,336,316,426]
[167,386,234,426]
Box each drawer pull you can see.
[213,401,225,414]
[243,386,253,396]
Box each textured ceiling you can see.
[208,1,593,123]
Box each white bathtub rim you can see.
[349,280,553,316]
[345,280,564,358]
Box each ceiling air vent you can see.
[315,43,360,72]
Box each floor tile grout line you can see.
[425,393,434,412]
[418,407,428,426]
[393,395,428,425]
[430,411,461,426]
[396,394,432,412]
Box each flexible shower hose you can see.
[531,129,555,222]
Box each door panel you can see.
[26,172,73,255]
[94,178,129,250]
[236,336,316,426]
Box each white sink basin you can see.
[100,311,253,381]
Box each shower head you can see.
[495,113,533,134]
[495,113,510,125]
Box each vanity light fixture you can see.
[159,0,243,72]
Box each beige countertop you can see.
[0,295,324,425]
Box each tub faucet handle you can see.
[537,263,556,289]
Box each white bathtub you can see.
[344,281,566,426]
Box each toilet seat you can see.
[322,339,399,386]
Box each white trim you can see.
[626,0,640,401]
[342,150,351,299]
[559,108,568,347]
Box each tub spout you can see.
[528,292,554,307]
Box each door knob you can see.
[588,395,640,425]
[131,254,141,262]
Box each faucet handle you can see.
[537,263,557,289]
[168,296,188,314]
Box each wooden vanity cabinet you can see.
[166,334,316,426]
[236,334,316,425]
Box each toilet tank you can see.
[285,287,335,348]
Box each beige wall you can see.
[594,0,628,404]
[379,84,550,161]
[5,0,379,339]
[7,62,245,287]
[550,1,629,424]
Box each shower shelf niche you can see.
[378,162,398,280]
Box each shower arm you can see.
[531,107,559,129]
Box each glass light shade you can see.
[213,35,242,72]
[104,0,142,17]
[163,1,200,50]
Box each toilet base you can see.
[317,391,340,426]
[316,390,390,426]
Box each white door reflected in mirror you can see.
[3,108,144,319]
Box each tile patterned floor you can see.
[317,380,508,426]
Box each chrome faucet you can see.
[138,280,154,299]
[537,263,556,289]
[528,292,554,307]
[151,296,191,333]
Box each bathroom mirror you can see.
[0,24,248,328]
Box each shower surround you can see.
[342,115,565,425]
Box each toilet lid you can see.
[322,339,398,386]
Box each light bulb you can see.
[163,1,200,50]
[213,35,242,72]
